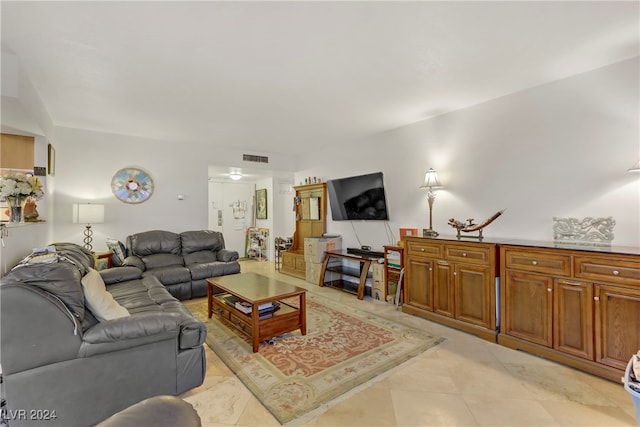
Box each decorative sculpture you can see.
[448,210,505,239]
[552,216,615,244]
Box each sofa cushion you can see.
[188,262,239,280]
[100,266,144,285]
[2,262,86,322]
[81,268,130,322]
[183,250,216,265]
[129,230,181,256]
[143,253,184,270]
[145,265,191,286]
[110,275,206,349]
[180,230,224,254]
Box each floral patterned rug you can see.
[193,293,444,425]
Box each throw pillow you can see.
[81,267,129,322]
[106,239,127,266]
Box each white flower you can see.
[0,173,44,201]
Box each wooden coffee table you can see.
[207,273,307,352]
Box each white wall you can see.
[298,58,640,250]
[3,52,638,262]
[50,126,298,251]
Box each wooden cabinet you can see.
[405,255,434,311]
[595,284,640,371]
[554,279,593,360]
[281,183,326,279]
[499,245,640,381]
[403,236,498,341]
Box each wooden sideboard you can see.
[498,242,640,382]
[402,235,640,381]
[402,236,499,342]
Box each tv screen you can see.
[327,172,389,221]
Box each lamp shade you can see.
[74,203,105,224]
[420,168,443,189]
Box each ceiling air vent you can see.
[243,154,269,164]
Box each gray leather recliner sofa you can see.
[0,243,207,427]
[124,230,241,300]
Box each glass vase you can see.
[6,197,26,223]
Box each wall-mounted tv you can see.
[327,172,389,221]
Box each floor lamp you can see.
[74,203,105,252]
[420,168,443,238]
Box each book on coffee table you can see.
[223,295,279,315]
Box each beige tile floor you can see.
[181,260,638,427]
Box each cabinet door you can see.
[554,280,594,360]
[405,256,433,311]
[503,271,553,347]
[595,284,640,370]
[455,264,493,329]
[433,261,454,318]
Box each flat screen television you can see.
[327,172,389,221]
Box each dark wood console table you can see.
[319,250,379,299]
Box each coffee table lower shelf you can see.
[209,293,305,352]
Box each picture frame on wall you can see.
[256,189,267,219]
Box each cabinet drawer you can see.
[575,256,640,285]
[445,245,492,265]
[406,240,442,258]
[504,249,571,276]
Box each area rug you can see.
[191,293,444,425]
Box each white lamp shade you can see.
[74,203,105,224]
[420,168,443,189]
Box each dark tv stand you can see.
[346,247,384,258]
[320,250,375,299]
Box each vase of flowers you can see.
[0,172,44,223]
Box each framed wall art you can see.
[111,167,154,204]
[256,189,267,219]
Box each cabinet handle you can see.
[429,268,433,271]
[547,288,552,292]
[612,270,619,276]
[421,248,425,252]
[462,252,467,257]
[594,296,600,301]
[454,272,457,276]
[532,261,538,265]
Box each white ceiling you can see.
[1,1,638,157]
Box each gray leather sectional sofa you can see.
[0,243,207,427]
[123,230,241,300]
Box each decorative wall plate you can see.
[111,167,154,204]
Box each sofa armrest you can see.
[123,255,145,270]
[100,266,143,285]
[217,249,239,262]
[95,396,201,427]
[78,313,180,357]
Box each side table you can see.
[94,250,113,270]
[383,245,404,303]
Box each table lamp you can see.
[74,203,105,252]
[419,168,443,238]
